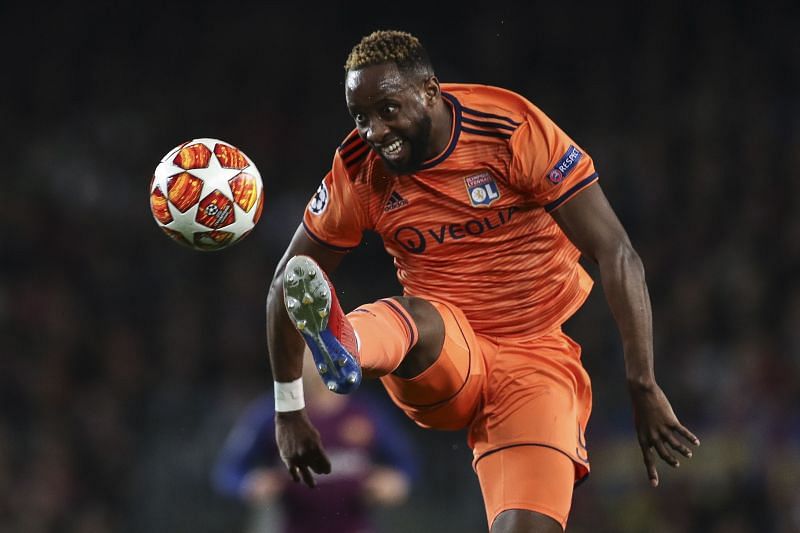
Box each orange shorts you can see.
[476,444,575,529]
[379,299,592,529]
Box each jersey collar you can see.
[418,92,462,171]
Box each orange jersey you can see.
[303,83,598,337]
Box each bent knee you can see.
[392,296,445,348]
[385,297,445,379]
[388,296,443,340]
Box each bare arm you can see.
[550,183,699,486]
[266,224,348,487]
[551,184,655,385]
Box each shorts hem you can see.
[473,441,590,481]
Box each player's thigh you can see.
[379,298,489,430]
[491,509,563,533]
[470,330,592,474]
[387,295,446,379]
[476,445,574,532]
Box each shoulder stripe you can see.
[302,221,358,252]
[462,106,521,126]
[461,116,517,132]
[343,144,370,168]
[339,141,369,164]
[544,173,599,212]
[461,126,512,140]
[339,137,367,159]
[338,131,362,151]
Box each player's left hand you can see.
[275,409,332,488]
[629,382,699,487]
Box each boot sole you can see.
[283,255,361,393]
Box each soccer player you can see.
[213,356,415,533]
[266,30,700,532]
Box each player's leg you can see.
[491,510,563,533]
[476,445,575,533]
[470,331,592,531]
[374,298,487,430]
[360,295,445,379]
[282,255,446,393]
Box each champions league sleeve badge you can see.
[464,172,501,207]
[308,181,329,215]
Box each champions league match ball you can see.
[149,138,264,251]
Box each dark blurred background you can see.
[1,1,798,532]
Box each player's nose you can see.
[365,119,390,144]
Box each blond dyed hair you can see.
[344,30,434,79]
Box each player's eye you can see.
[382,105,398,117]
[352,112,368,125]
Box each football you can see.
[149,138,264,251]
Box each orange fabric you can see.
[379,300,485,430]
[378,299,591,480]
[468,330,592,479]
[347,299,419,377]
[476,445,575,531]
[303,83,597,337]
[349,293,590,529]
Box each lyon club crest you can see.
[464,172,500,207]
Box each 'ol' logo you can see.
[464,172,500,207]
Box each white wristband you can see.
[274,378,305,412]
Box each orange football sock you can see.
[346,298,419,377]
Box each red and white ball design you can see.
[149,138,264,251]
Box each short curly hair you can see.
[344,30,434,80]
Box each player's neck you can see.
[425,97,453,160]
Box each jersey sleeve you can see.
[366,399,418,482]
[302,150,369,252]
[211,395,277,499]
[508,105,599,212]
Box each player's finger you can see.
[640,444,659,487]
[298,465,316,488]
[288,464,301,483]
[673,423,700,446]
[653,437,679,468]
[310,451,332,475]
[662,428,693,458]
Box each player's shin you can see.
[347,299,420,377]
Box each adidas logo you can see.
[384,190,409,212]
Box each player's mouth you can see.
[378,139,407,162]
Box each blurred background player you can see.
[213,355,416,533]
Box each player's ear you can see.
[422,76,440,105]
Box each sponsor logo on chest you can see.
[392,206,519,254]
[464,172,501,207]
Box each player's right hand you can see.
[275,409,331,488]
[629,382,699,487]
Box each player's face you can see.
[345,63,434,174]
